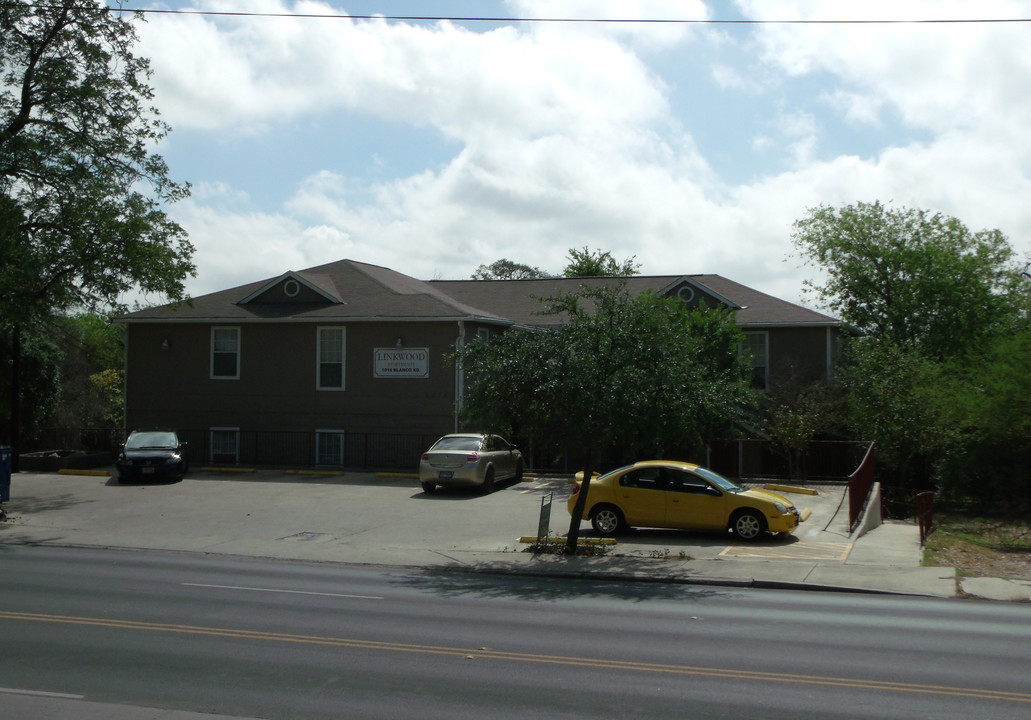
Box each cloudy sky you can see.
[127,0,1031,308]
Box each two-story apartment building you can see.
[115,259,842,468]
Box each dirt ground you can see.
[923,517,1031,581]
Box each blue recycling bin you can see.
[0,446,11,503]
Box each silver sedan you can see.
[419,433,523,494]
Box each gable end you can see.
[238,272,343,305]
[659,278,742,311]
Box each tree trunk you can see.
[565,458,595,554]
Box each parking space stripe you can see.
[721,541,853,560]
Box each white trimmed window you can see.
[317,326,345,390]
[211,327,240,379]
[210,428,239,464]
[742,332,769,391]
[316,430,345,466]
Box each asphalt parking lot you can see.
[0,467,858,564]
[8,466,1031,601]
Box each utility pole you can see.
[9,324,20,473]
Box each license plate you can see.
[142,467,155,474]
[438,471,453,479]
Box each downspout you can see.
[825,326,832,384]
[454,320,466,433]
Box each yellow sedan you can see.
[567,460,802,541]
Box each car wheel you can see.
[421,481,436,494]
[590,505,626,536]
[480,468,495,495]
[730,509,767,541]
[513,459,523,482]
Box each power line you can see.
[6,3,1026,25]
[102,7,1031,26]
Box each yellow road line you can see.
[2,610,1028,704]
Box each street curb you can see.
[516,536,617,546]
[0,536,946,598]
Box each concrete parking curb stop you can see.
[56,468,109,477]
[763,484,820,496]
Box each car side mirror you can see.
[705,486,722,496]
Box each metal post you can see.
[535,492,553,552]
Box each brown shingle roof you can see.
[428,275,839,328]
[117,260,511,324]
[117,259,839,329]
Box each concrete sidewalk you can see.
[0,467,1026,601]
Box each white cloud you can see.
[508,0,709,47]
[737,0,1031,141]
[141,1,671,142]
[172,199,313,296]
[823,90,883,127]
[132,0,1031,313]
[711,63,748,90]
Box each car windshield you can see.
[430,436,482,452]
[126,431,178,450]
[694,466,744,493]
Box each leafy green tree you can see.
[1,1,193,320]
[761,375,846,480]
[89,368,124,429]
[48,314,124,431]
[0,317,62,444]
[471,259,550,280]
[1,313,124,449]
[792,201,1028,360]
[841,339,948,488]
[934,329,1031,509]
[563,247,641,277]
[1,2,192,456]
[75,313,124,372]
[457,282,752,552]
[1,1,194,320]
[792,202,1031,498]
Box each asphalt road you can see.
[3,546,1030,720]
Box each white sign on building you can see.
[373,348,429,378]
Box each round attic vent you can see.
[677,285,695,303]
[284,280,300,297]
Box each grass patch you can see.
[923,514,1031,580]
